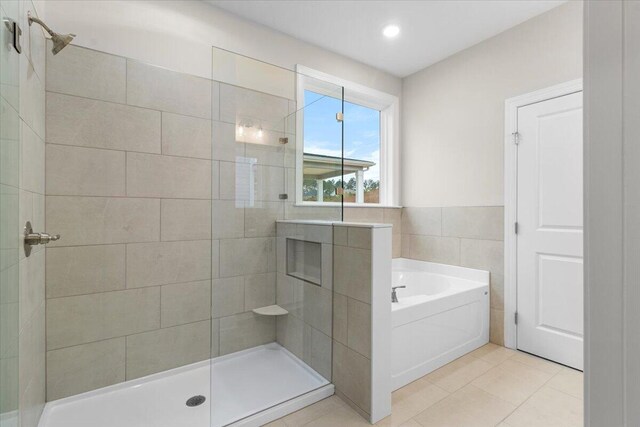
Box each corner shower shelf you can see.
[252,305,289,316]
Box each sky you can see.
[302,90,381,182]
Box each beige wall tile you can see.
[383,208,402,235]
[18,310,46,427]
[126,152,211,199]
[276,273,304,317]
[219,312,275,355]
[245,202,283,238]
[126,60,211,119]
[46,144,126,196]
[333,341,371,414]
[244,273,276,310]
[125,320,211,380]
[212,277,244,318]
[303,283,332,337]
[219,83,290,129]
[212,239,220,279]
[46,93,161,153]
[460,238,504,276]
[490,308,505,346]
[334,245,372,303]
[21,123,44,194]
[333,292,348,345]
[219,162,285,203]
[297,224,332,244]
[46,338,125,400]
[212,120,245,162]
[347,298,371,358]
[219,237,276,277]
[490,274,504,311]
[343,207,384,223]
[402,207,442,236]
[161,280,211,328]
[408,235,460,265]
[212,200,245,239]
[305,327,332,381]
[255,165,285,202]
[442,206,504,241]
[211,318,220,357]
[19,250,44,328]
[162,112,211,159]
[348,227,372,249]
[246,143,286,168]
[18,307,45,406]
[333,226,348,247]
[46,45,126,103]
[212,161,220,200]
[46,245,125,298]
[47,287,160,350]
[46,196,160,246]
[126,240,211,288]
[20,60,45,139]
[161,199,211,242]
[276,314,304,359]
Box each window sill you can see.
[294,202,402,209]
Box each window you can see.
[295,66,399,207]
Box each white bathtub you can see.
[391,258,490,390]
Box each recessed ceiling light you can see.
[383,25,400,38]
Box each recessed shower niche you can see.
[286,238,323,286]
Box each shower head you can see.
[27,11,75,55]
[50,32,75,55]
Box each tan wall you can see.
[401,1,583,207]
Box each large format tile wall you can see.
[0,1,47,426]
[211,56,299,358]
[275,222,333,381]
[401,206,505,344]
[332,225,375,417]
[44,45,214,400]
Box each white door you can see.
[516,91,583,370]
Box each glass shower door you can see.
[0,0,21,424]
[210,47,344,426]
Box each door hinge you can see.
[336,112,344,122]
[515,312,518,324]
[514,222,519,234]
[512,131,520,145]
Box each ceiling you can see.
[208,0,566,77]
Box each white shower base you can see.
[38,343,333,427]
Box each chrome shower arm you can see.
[27,12,56,37]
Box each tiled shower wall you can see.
[1,1,47,426]
[275,222,333,381]
[401,206,505,344]
[44,45,214,400]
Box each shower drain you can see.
[186,395,206,407]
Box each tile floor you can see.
[267,343,583,427]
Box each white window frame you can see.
[295,65,400,207]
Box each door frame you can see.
[503,79,583,349]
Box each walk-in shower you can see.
[14,41,349,427]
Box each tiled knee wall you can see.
[401,206,505,345]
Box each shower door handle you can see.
[24,221,60,256]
